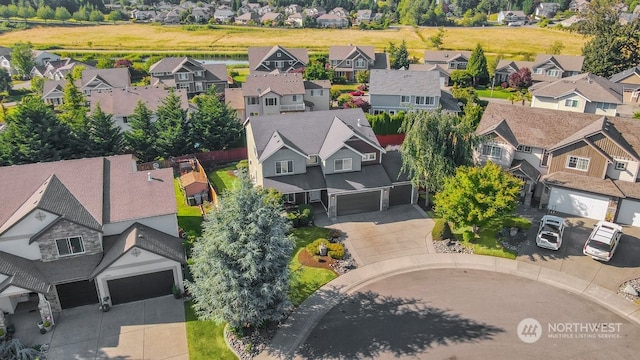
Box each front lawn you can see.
[288,227,337,306]
[208,164,239,195]
[174,179,203,235]
[452,226,518,259]
[185,301,236,360]
[331,84,359,93]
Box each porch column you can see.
[0,309,6,333]
[37,293,54,325]
[328,194,337,218]
[381,188,389,211]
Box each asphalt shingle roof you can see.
[90,87,189,116]
[369,69,440,97]
[531,73,623,104]
[0,251,49,293]
[262,166,327,193]
[325,164,392,193]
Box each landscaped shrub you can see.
[462,231,475,243]
[286,212,299,227]
[328,228,342,240]
[298,208,312,226]
[503,217,532,230]
[432,218,452,241]
[236,159,248,171]
[306,238,345,259]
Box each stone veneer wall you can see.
[36,219,102,261]
[44,286,62,313]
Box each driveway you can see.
[517,209,640,292]
[15,295,188,360]
[316,205,435,265]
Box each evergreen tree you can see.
[388,40,410,70]
[124,101,159,162]
[155,90,192,157]
[88,103,124,157]
[187,171,294,330]
[467,43,489,86]
[0,68,11,93]
[190,90,242,152]
[11,42,34,79]
[0,96,77,166]
[58,75,88,133]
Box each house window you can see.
[289,60,294,65]
[195,70,203,77]
[564,99,578,107]
[292,95,299,101]
[265,61,270,65]
[362,153,376,161]
[400,95,411,103]
[516,145,532,153]
[425,96,435,105]
[275,160,294,174]
[250,112,260,116]
[283,193,295,203]
[276,61,284,68]
[178,83,189,90]
[277,52,281,57]
[540,150,550,167]
[306,155,319,165]
[566,156,589,171]
[547,69,560,77]
[415,96,426,105]
[334,158,352,171]
[448,62,456,69]
[265,98,278,106]
[346,60,351,66]
[311,89,323,96]
[247,97,259,105]
[56,236,84,256]
[122,116,128,124]
[596,102,611,110]
[482,144,502,159]
[355,58,365,68]
[615,161,627,170]
[177,73,189,80]
[534,68,544,74]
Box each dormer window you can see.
[566,156,589,171]
[334,158,352,171]
[56,236,85,256]
[516,145,532,153]
[362,153,376,161]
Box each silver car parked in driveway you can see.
[536,215,566,250]
[583,221,623,262]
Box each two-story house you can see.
[316,13,350,28]
[0,155,185,325]
[89,86,192,131]
[369,69,460,115]
[41,68,132,106]
[423,50,472,85]
[475,103,640,226]
[224,72,330,120]
[497,10,527,25]
[535,2,560,18]
[530,73,623,116]
[0,50,60,76]
[493,59,534,85]
[30,58,96,80]
[530,54,585,82]
[610,66,640,105]
[329,45,389,82]
[149,57,229,95]
[246,108,416,218]
[247,45,308,74]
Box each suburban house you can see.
[285,4,302,15]
[316,13,349,28]
[149,57,229,95]
[475,103,640,226]
[303,6,326,17]
[42,68,132,106]
[569,0,589,13]
[530,73,623,116]
[235,11,260,24]
[0,50,61,76]
[497,10,527,25]
[0,155,186,325]
[248,45,309,74]
[89,86,192,131]
[610,66,640,104]
[423,50,472,85]
[245,108,417,218]
[213,7,235,22]
[535,2,560,18]
[368,69,460,115]
[261,12,284,24]
[329,45,389,82]
[286,12,304,27]
[530,54,584,82]
[494,59,534,85]
[409,63,451,88]
[224,72,330,120]
[355,9,373,25]
[30,58,96,80]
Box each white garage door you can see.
[617,199,640,227]
[548,188,609,220]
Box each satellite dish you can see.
[152,162,160,170]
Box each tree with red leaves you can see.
[508,67,532,90]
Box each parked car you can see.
[583,221,623,262]
[536,215,566,250]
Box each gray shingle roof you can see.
[531,73,623,104]
[242,73,306,96]
[248,46,309,71]
[424,50,472,64]
[262,166,327,193]
[81,68,131,88]
[325,164,392,193]
[92,223,186,278]
[381,150,409,183]
[610,66,640,84]
[90,87,189,116]
[532,54,584,73]
[329,45,375,63]
[369,69,440,97]
[35,254,102,283]
[542,172,625,198]
[248,108,381,160]
[509,159,541,182]
[0,251,49,293]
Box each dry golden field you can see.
[0,24,588,60]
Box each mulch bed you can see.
[298,248,338,274]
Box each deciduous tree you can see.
[187,172,293,330]
[434,161,522,231]
[11,42,35,79]
[507,67,532,90]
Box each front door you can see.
[309,190,321,203]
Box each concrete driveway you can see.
[517,210,640,292]
[25,296,188,360]
[316,205,435,266]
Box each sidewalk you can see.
[256,253,640,359]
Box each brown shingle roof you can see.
[225,87,245,111]
[81,68,131,88]
[242,73,306,96]
[180,171,208,186]
[424,50,472,64]
[248,46,309,71]
[90,87,189,116]
[531,73,623,104]
[532,54,584,73]
[329,45,375,62]
[542,172,625,198]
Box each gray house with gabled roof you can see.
[246,108,416,218]
[149,57,228,95]
[248,45,308,74]
[329,45,389,83]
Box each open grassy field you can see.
[0,24,587,60]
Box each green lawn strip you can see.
[185,301,237,360]
[289,226,336,306]
[451,225,517,259]
[231,67,249,84]
[207,164,239,195]
[331,84,359,93]
[174,178,203,235]
[475,87,513,99]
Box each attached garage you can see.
[107,270,175,305]
[56,280,98,309]
[336,190,381,216]
[548,187,609,220]
[389,184,413,207]
[617,199,640,226]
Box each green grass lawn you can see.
[451,226,517,259]
[332,84,359,93]
[475,87,514,100]
[174,178,203,235]
[207,164,239,195]
[185,301,237,360]
[231,67,249,84]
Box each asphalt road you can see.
[298,269,640,360]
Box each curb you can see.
[256,253,640,359]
